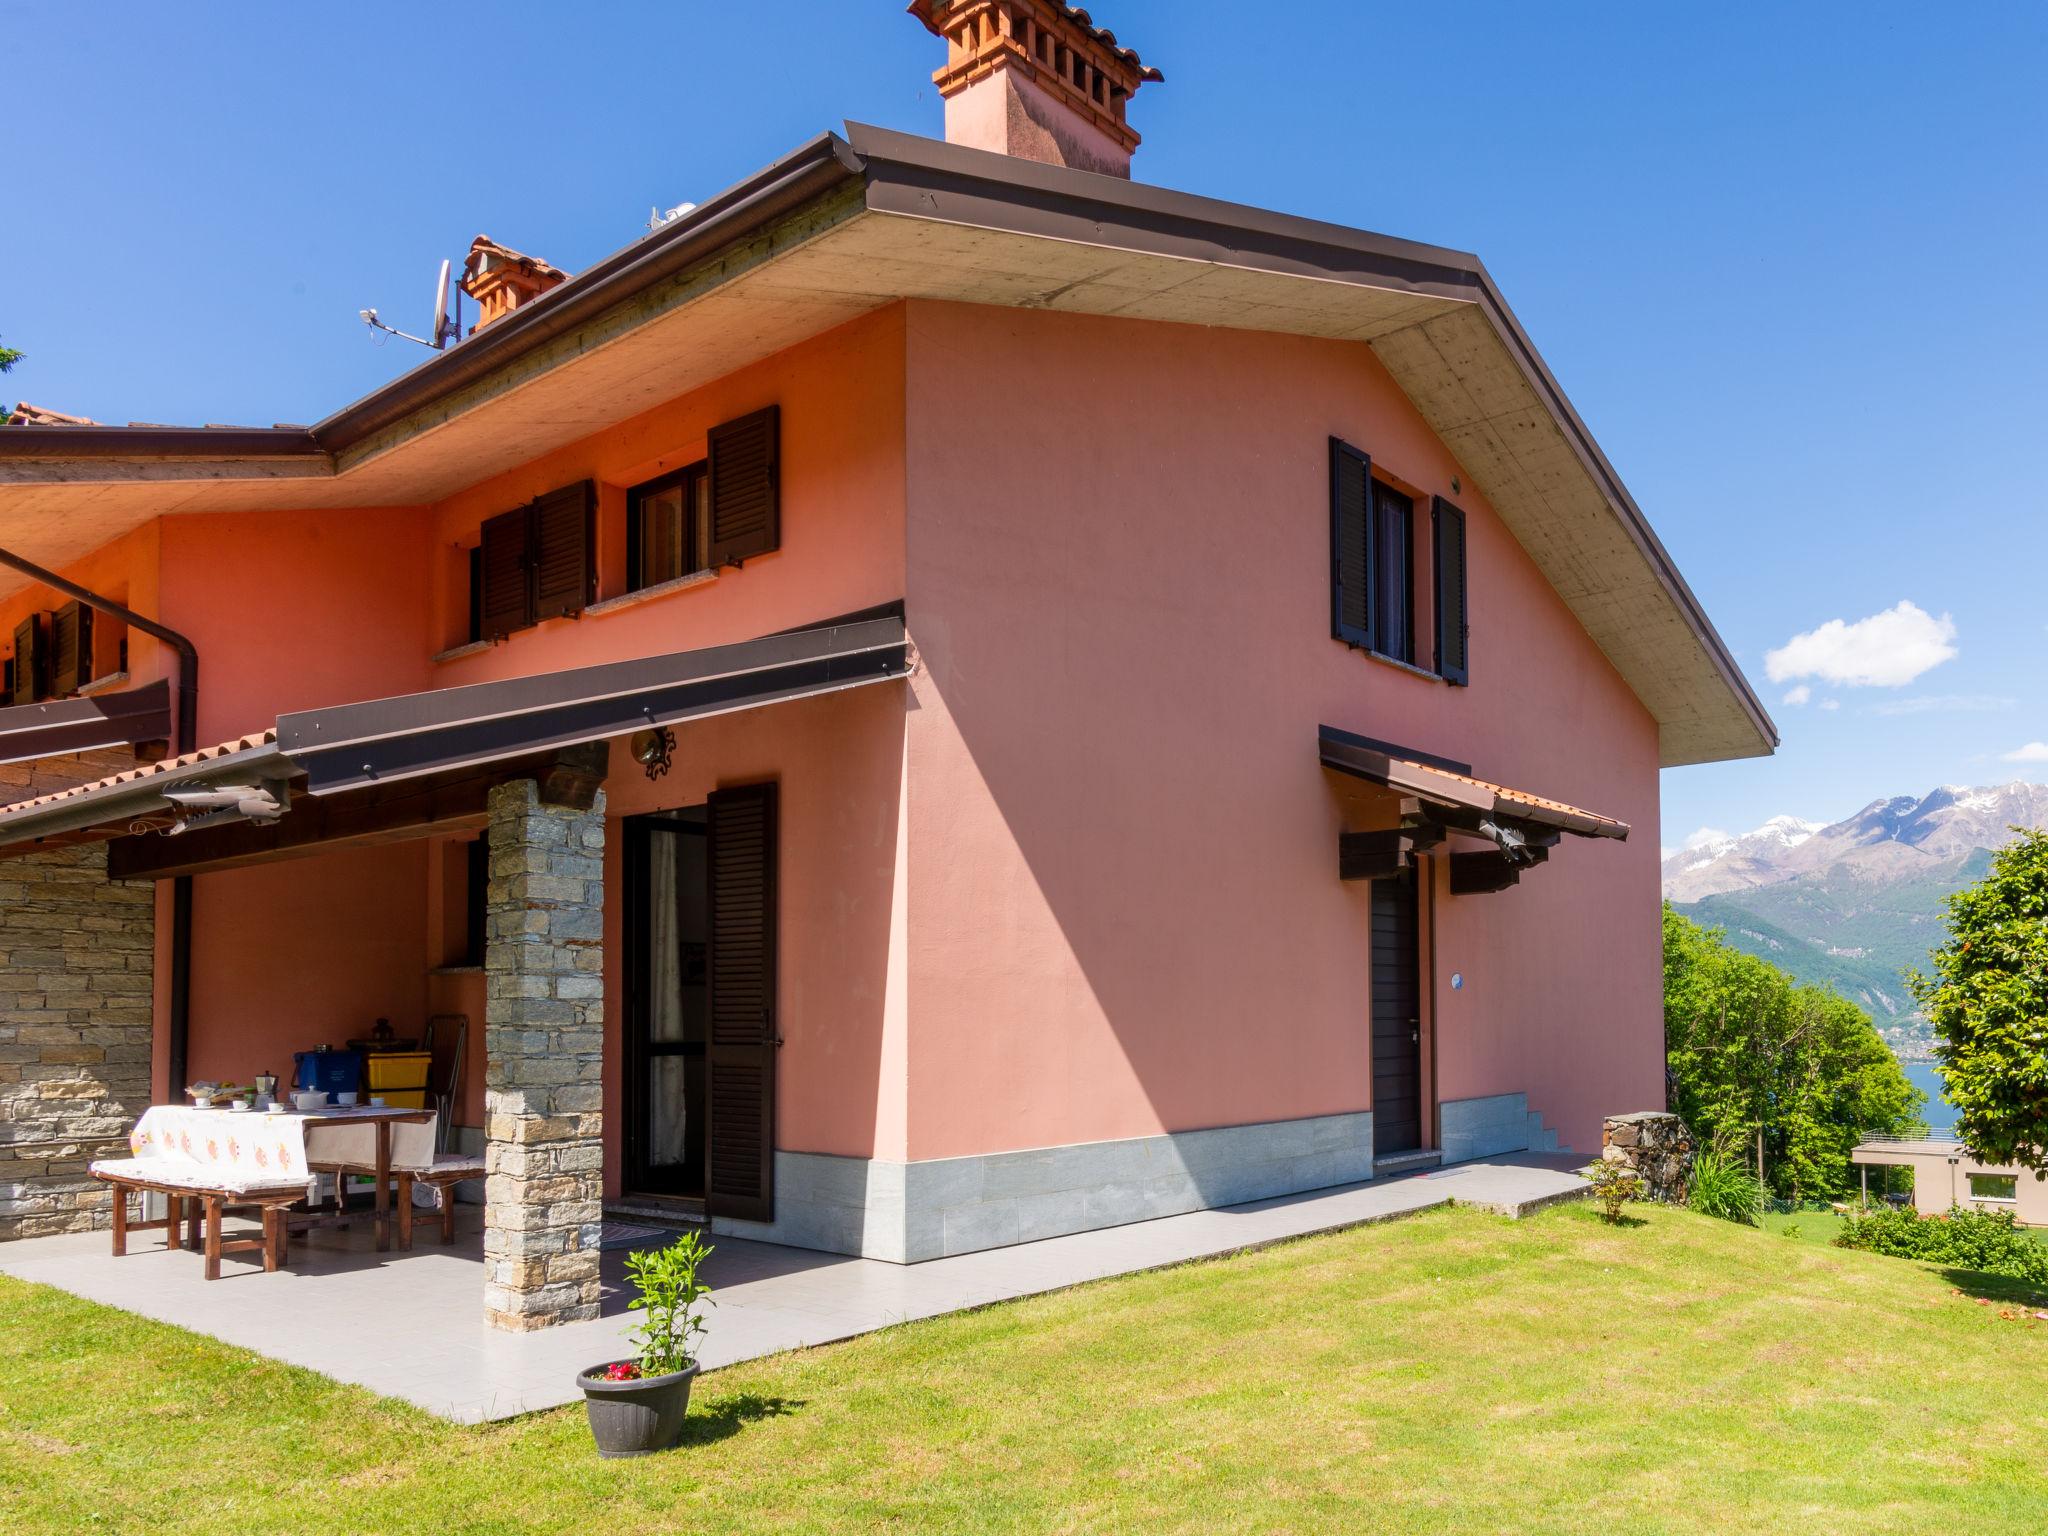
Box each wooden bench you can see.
[89,1158,310,1280]
[394,1153,486,1247]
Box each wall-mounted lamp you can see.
[631,725,675,782]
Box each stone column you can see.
[1601,1111,1695,1204]
[482,779,606,1331]
[0,843,155,1241]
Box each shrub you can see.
[1584,1158,1646,1223]
[623,1231,716,1378]
[1834,1205,2048,1287]
[1688,1145,1764,1226]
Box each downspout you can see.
[0,546,200,1097]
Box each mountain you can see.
[1663,781,2048,1057]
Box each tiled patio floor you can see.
[0,1154,1587,1423]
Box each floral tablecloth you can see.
[129,1105,435,1183]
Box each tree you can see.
[1,335,21,422]
[1664,904,1921,1201]
[1909,827,2048,1174]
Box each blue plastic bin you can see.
[293,1049,363,1099]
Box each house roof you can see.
[0,125,1772,767]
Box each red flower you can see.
[602,1362,640,1382]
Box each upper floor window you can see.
[628,462,709,592]
[1329,436,1469,685]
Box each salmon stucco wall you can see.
[599,681,910,1196]
[900,300,1662,1161]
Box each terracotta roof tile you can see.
[0,730,277,817]
[5,402,98,427]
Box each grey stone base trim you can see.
[1438,1092,1560,1164]
[712,1111,1375,1263]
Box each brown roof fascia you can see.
[0,424,324,463]
[843,123,1773,756]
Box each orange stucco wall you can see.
[899,301,1662,1159]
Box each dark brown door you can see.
[705,783,778,1222]
[1371,871,1422,1157]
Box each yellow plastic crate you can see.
[364,1052,431,1094]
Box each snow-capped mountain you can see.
[1663,780,2048,1044]
[1662,781,2048,905]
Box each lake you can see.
[1904,1060,1956,1132]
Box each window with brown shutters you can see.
[627,461,709,592]
[704,781,777,1223]
[1433,496,1470,685]
[11,614,46,705]
[707,406,780,567]
[473,479,597,640]
[49,601,94,697]
[1330,438,1372,649]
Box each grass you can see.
[5,1202,2048,1534]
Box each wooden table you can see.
[297,1105,436,1253]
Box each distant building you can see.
[1854,1136,2048,1224]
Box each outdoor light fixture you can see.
[632,726,675,781]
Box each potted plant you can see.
[580,1231,714,1457]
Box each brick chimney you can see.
[459,235,569,332]
[908,2,1162,179]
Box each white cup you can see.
[369,1096,387,1108]
[336,1091,359,1107]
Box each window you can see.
[1373,483,1414,664]
[1331,438,1470,682]
[1969,1173,2019,1203]
[627,462,709,592]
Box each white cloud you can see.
[1765,601,1957,688]
[2002,743,2048,764]
[1818,699,1840,711]
[1867,693,2016,717]
[1781,684,1811,706]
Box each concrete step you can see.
[1374,1149,1443,1177]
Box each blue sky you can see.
[6,3,2045,853]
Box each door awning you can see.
[0,678,172,766]
[0,610,908,857]
[1318,725,1629,841]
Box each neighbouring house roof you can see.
[0,125,1772,767]
[4,402,98,427]
[1318,725,1629,841]
[0,610,908,858]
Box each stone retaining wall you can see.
[0,841,156,1240]
[1600,1111,1694,1203]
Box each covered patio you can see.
[0,611,908,1331]
[0,1151,1588,1421]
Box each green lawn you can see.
[5,1202,2048,1534]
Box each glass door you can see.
[625,809,709,1197]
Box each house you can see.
[1853,1136,2048,1224]
[0,2,1773,1331]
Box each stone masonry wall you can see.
[1601,1111,1695,1204]
[0,841,155,1240]
[482,779,606,1331]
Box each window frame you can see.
[1968,1172,2020,1203]
[626,461,710,594]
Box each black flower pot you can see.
[580,1361,699,1457]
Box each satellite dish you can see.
[431,259,452,349]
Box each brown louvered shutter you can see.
[478,505,533,640]
[1329,438,1372,648]
[705,781,777,1223]
[706,406,779,567]
[530,480,595,622]
[50,601,93,696]
[1432,496,1469,685]
[12,614,45,705]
